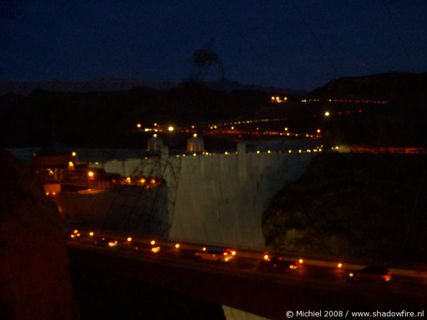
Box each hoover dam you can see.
[80,140,318,249]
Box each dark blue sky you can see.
[1,0,426,90]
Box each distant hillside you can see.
[0,85,281,148]
[1,72,425,148]
[0,78,174,95]
[306,72,427,147]
[310,72,427,110]
[0,78,303,96]
[203,79,305,95]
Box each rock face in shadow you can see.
[0,150,78,320]
[263,153,427,263]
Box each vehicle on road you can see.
[195,247,235,262]
[347,266,391,283]
[66,229,81,240]
[92,236,118,247]
[131,241,161,254]
[258,256,298,272]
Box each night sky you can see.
[1,0,426,90]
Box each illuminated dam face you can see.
[95,143,316,250]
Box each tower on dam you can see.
[186,133,205,153]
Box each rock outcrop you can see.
[263,153,427,263]
[0,150,78,320]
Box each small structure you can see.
[31,143,74,194]
[186,133,205,153]
[32,143,121,194]
[147,134,164,152]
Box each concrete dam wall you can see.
[58,186,169,235]
[94,145,315,250]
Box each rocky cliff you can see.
[0,150,78,320]
[263,152,427,263]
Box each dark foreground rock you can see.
[0,150,78,320]
[68,256,226,320]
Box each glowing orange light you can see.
[150,240,156,245]
[72,151,77,157]
[73,230,78,234]
[137,123,142,128]
[223,252,228,256]
[231,251,236,256]
[127,237,132,242]
[89,232,94,237]
[349,273,354,277]
[299,259,304,264]
[338,263,343,268]
[202,247,207,251]
[88,171,94,178]
[289,265,295,269]
[150,179,156,184]
[175,243,180,249]
[140,178,146,184]
[264,254,269,261]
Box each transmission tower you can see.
[102,149,181,237]
[190,38,225,82]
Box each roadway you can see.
[67,231,426,319]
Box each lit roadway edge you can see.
[66,234,426,319]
